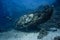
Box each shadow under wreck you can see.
[15,5,54,32]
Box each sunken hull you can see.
[15,5,54,32]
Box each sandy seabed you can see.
[0,29,60,40]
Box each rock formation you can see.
[54,36,60,40]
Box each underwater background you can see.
[0,0,60,40]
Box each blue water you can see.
[0,0,60,32]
